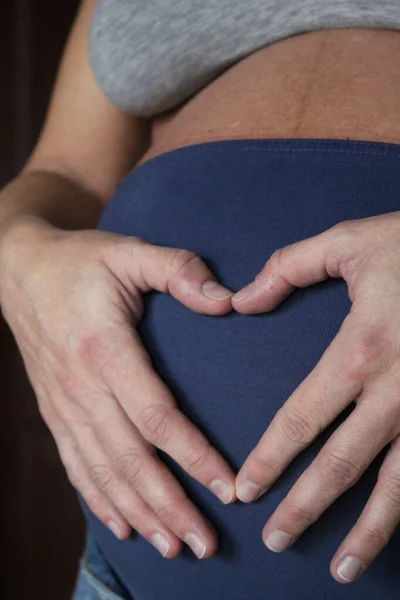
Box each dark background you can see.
[1,1,84,598]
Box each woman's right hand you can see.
[0,215,236,559]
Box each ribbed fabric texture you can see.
[89,0,400,115]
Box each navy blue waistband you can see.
[135,137,400,173]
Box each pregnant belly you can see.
[85,138,400,600]
[143,28,400,163]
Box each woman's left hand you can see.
[232,211,400,584]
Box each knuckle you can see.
[344,329,389,380]
[318,450,360,488]
[288,502,317,527]
[381,470,400,505]
[138,404,175,447]
[248,454,282,483]
[185,445,211,474]
[358,329,388,365]
[124,513,142,533]
[67,419,97,443]
[361,526,389,548]
[168,248,199,277]
[257,249,285,283]
[57,431,78,462]
[279,409,317,446]
[268,247,285,270]
[55,369,84,400]
[89,464,113,491]
[124,506,142,529]
[343,349,368,380]
[76,334,110,371]
[327,221,362,280]
[113,235,145,256]
[157,501,181,523]
[330,220,358,246]
[114,451,143,487]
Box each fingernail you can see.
[337,556,365,582]
[151,532,170,558]
[232,281,256,302]
[202,280,233,300]
[107,519,122,539]
[184,532,207,559]
[265,530,295,552]
[209,479,234,504]
[236,480,264,503]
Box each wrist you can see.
[0,214,60,293]
[0,170,104,234]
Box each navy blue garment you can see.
[79,139,400,600]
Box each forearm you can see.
[0,0,150,241]
[0,169,104,237]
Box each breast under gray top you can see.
[89,0,400,117]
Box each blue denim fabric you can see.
[77,139,400,599]
[72,534,130,600]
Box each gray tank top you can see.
[89,0,400,117]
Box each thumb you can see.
[106,237,233,315]
[231,228,338,314]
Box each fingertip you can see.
[232,282,257,304]
[118,527,132,540]
[331,554,366,584]
[175,281,233,315]
[183,526,218,559]
[163,532,183,558]
[228,488,238,504]
[236,479,265,503]
[330,562,349,584]
[163,547,181,559]
[107,518,130,540]
[232,294,284,314]
[231,274,293,314]
[231,291,274,314]
[151,531,182,558]
[205,298,234,316]
[198,298,233,316]
[202,280,234,301]
[209,478,237,504]
[201,535,218,559]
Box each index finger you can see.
[235,322,363,502]
[97,329,237,505]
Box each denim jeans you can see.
[72,534,130,600]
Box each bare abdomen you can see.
[141,28,400,163]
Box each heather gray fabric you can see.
[89,0,400,116]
